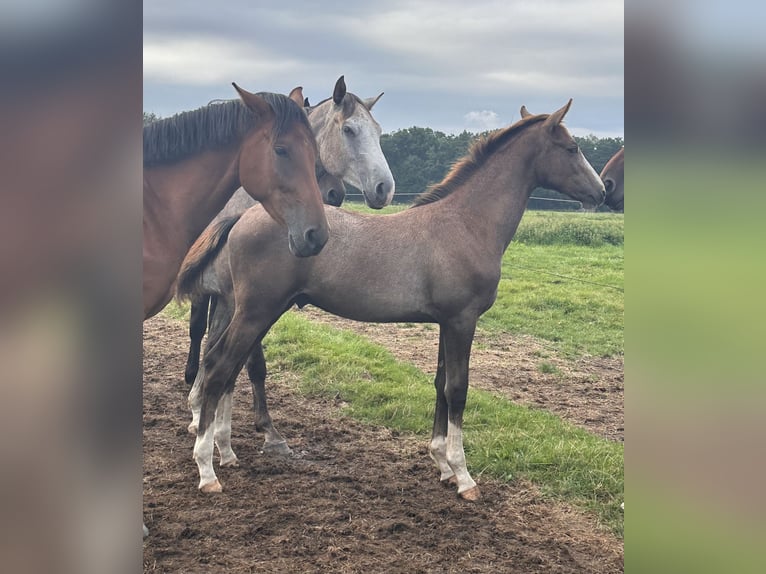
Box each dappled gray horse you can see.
[184,76,394,387]
[177,100,605,499]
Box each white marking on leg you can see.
[429,435,455,481]
[193,421,220,491]
[214,391,238,467]
[187,367,203,434]
[446,421,477,494]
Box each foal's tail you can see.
[176,216,241,302]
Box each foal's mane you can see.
[410,114,548,208]
[143,93,311,167]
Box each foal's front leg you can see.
[429,321,480,501]
[247,341,292,455]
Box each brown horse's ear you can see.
[232,82,274,122]
[363,92,384,110]
[288,86,304,107]
[520,105,532,119]
[333,75,346,105]
[543,99,573,130]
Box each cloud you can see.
[463,110,503,131]
[143,36,301,85]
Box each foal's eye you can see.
[274,146,288,157]
[567,145,579,154]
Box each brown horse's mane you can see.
[410,114,548,208]
[143,92,312,167]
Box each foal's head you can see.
[523,100,606,210]
[233,84,329,257]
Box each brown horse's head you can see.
[525,100,606,210]
[232,83,329,257]
[601,147,624,212]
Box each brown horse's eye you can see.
[274,146,288,157]
[567,145,579,154]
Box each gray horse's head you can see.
[307,76,395,209]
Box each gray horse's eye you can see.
[342,125,354,136]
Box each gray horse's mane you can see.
[143,93,311,167]
[411,115,548,208]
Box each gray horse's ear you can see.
[363,92,384,110]
[232,82,275,122]
[543,99,573,130]
[333,75,346,105]
[303,97,310,107]
[288,86,304,107]
[520,105,532,119]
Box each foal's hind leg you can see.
[213,387,239,467]
[194,310,262,492]
[184,295,210,386]
[247,341,292,456]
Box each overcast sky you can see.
[144,0,623,138]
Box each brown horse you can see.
[142,84,329,320]
[600,146,624,211]
[177,100,605,498]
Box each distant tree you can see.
[143,111,160,126]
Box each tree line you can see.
[379,128,623,208]
[144,111,622,209]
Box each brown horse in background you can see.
[177,100,605,498]
[143,84,329,320]
[601,146,624,212]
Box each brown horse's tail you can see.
[176,216,241,302]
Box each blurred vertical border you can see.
[0,1,142,573]
[627,1,766,572]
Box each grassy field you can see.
[163,209,623,535]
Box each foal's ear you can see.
[543,99,573,130]
[363,92,384,110]
[333,75,347,105]
[232,83,275,122]
[288,86,305,107]
[520,105,532,119]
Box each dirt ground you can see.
[143,313,623,573]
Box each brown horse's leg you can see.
[247,341,292,456]
[441,319,480,501]
[429,331,456,485]
[184,295,211,386]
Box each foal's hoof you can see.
[220,457,240,468]
[187,423,198,435]
[261,441,292,457]
[199,479,223,493]
[440,475,458,488]
[459,486,481,502]
[143,523,149,539]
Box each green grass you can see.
[265,311,624,537]
[514,210,623,247]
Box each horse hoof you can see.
[459,486,481,502]
[143,523,149,539]
[199,479,223,493]
[220,457,240,468]
[187,423,198,435]
[440,475,458,488]
[262,441,292,457]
